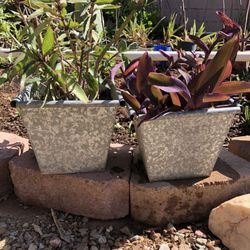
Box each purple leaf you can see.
[178,69,192,84]
[148,72,191,98]
[110,62,123,83]
[159,50,174,64]
[136,52,154,94]
[189,35,209,53]
[123,58,140,77]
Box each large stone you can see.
[208,194,250,250]
[9,144,131,220]
[131,149,250,225]
[229,136,250,162]
[0,132,29,197]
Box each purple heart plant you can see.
[111,12,250,125]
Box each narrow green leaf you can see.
[42,26,54,56]
[26,8,44,21]
[85,72,99,100]
[68,83,90,103]
[34,18,51,37]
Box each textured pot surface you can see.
[137,107,240,182]
[18,100,118,174]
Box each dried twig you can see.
[51,208,71,243]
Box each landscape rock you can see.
[0,132,29,197]
[208,194,250,250]
[131,149,250,225]
[9,144,131,220]
[229,136,250,162]
[49,238,62,248]
[159,243,170,250]
[28,243,37,250]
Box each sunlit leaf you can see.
[213,81,250,94]
[148,72,191,98]
[121,90,141,111]
[136,52,154,94]
[42,25,54,56]
[203,93,231,103]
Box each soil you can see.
[0,82,137,146]
[0,82,27,139]
[1,82,249,147]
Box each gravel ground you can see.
[0,196,227,250]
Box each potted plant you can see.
[3,0,143,174]
[113,14,250,182]
[162,13,183,51]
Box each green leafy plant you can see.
[122,12,165,48]
[0,5,21,48]
[2,0,143,103]
[112,12,250,125]
[122,14,151,48]
[162,13,182,47]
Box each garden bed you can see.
[1,81,248,149]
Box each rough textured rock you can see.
[9,144,131,220]
[208,194,250,250]
[131,149,250,225]
[0,132,29,197]
[229,136,250,162]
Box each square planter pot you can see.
[17,100,119,174]
[136,106,240,182]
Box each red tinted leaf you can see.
[203,93,231,103]
[150,85,164,103]
[170,93,181,107]
[123,58,140,77]
[213,81,250,94]
[213,60,232,89]
[190,35,238,96]
[216,11,241,31]
[148,72,191,99]
[136,52,154,94]
[121,90,141,111]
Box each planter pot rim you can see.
[137,105,241,123]
[16,100,119,108]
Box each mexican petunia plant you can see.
[112,12,250,125]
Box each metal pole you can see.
[243,0,250,38]
[222,0,226,13]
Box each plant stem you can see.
[181,0,188,40]
[94,9,136,77]
[85,1,95,76]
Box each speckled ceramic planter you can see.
[17,100,119,174]
[136,106,240,182]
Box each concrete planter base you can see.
[17,100,118,174]
[131,149,250,226]
[9,144,131,220]
[137,106,240,182]
[229,136,250,162]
